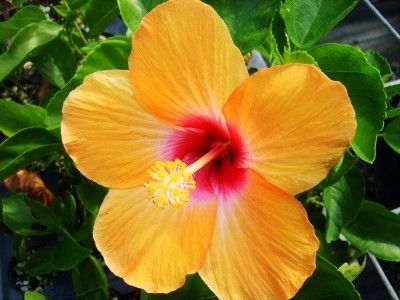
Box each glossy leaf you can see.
[204,0,280,53]
[364,50,392,81]
[282,0,358,48]
[34,38,77,88]
[382,117,400,154]
[117,0,146,33]
[72,255,109,300]
[294,255,360,299]
[0,5,46,43]
[283,50,316,65]
[76,182,107,215]
[0,21,62,82]
[45,39,131,129]
[323,168,365,242]
[310,44,386,163]
[80,0,119,37]
[1,194,56,236]
[0,128,60,181]
[25,229,91,275]
[0,101,46,137]
[386,107,400,119]
[141,274,215,300]
[385,83,400,101]
[319,150,357,188]
[343,201,400,261]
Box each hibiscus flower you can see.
[61,0,356,298]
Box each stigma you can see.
[145,142,229,208]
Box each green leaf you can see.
[310,44,386,163]
[282,0,358,48]
[0,5,46,44]
[363,50,392,81]
[319,150,357,188]
[0,21,62,83]
[0,127,60,181]
[141,0,164,11]
[0,101,46,137]
[80,0,119,37]
[53,192,77,231]
[12,235,27,260]
[76,182,108,215]
[283,50,316,65]
[204,0,280,53]
[338,257,366,282]
[382,117,400,154]
[141,274,214,300]
[45,39,131,129]
[72,255,109,300]
[323,168,364,242]
[28,199,59,229]
[294,256,360,299]
[386,107,400,119]
[343,200,400,261]
[34,38,77,88]
[25,229,91,275]
[24,291,48,300]
[317,231,354,268]
[385,83,400,101]
[117,0,146,33]
[1,194,55,236]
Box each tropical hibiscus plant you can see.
[0,0,399,299]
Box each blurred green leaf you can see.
[343,200,400,261]
[319,150,357,188]
[386,108,400,119]
[24,291,48,300]
[204,0,280,53]
[317,231,355,268]
[0,5,46,43]
[323,168,364,242]
[28,199,58,228]
[1,194,55,236]
[117,0,146,33]
[80,0,119,37]
[66,0,87,9]
[310,44,386,163]
[338,257,366,282]
[72,255,109,300]
[258,12,286,65]
[46,39,131,129]
[283,50,316,65]
[382,117,400,154]
[385,83,400,101]
[34,38,77,88]
[0,20,62,82]
[294,255,360,299]
[141,274,215,300]
[282,0,358,48]
[76,182,107,215]
[0,127,60,181]
[12,235,27,260]
[25,229,91,275]
[0,101,46,137]
[53,193,77,231]
[141,0,164,11]
[364,50,392,81]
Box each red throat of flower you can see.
[146,115,248,207]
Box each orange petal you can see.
[61,70,169,189]
[223,64,356,195]
[93,187,217,293]
[199,170,319,299]
[129,0,248,124]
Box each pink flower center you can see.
[165,115,248,201]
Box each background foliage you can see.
[0,0,399,299]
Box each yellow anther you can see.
[145,159,195,208]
